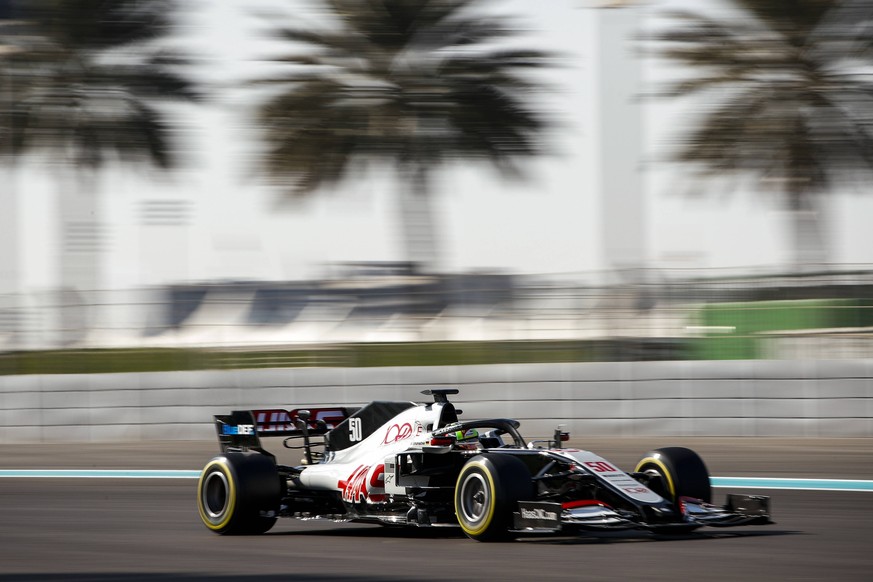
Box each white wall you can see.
[1,360,871,443]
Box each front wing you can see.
[512,494,772,534]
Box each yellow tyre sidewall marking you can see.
[634,457,675,500]
[455,460,497,537]
[197,459,237,531]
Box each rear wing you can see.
[214,407,358,453]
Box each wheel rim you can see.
[635,455,677,502]
[460,472,490,525]
[202,470,229,520]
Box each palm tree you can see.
[652,0,873,268]
[0,0,197,345]
[255,0,552,272]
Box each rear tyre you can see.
[634,447,711,504]
[197,452,281,535]
[454,454,533,542]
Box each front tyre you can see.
[634,446,711,504]
[197,452,281,535]
[454,454,532,542]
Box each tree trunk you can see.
[787,179,828,270]
[398,165,440,273]
[0,166,20,349]
[56,168,101,347]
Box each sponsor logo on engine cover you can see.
[383,423,413,445]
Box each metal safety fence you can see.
[1,266,871,363]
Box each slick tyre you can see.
[634,446,712,504]
[454,454,533,542]
[197,452,281,535]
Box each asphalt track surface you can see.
[1,438,872,581]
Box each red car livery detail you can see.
[339,464,386,503]
[253,408,350,433]
[383,423,413,445]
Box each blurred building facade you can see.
[1,1,872,361]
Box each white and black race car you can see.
[197,389,771,541]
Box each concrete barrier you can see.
[1,360,871,442]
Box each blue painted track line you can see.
[711,476,873,492]
[0,470,871,492]
[0,469,200,479]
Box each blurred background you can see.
[1,0,872,373]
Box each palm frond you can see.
[733,0,834,38]
[655,0,873,195]
[1,0,197,169]
[412,17,513,50]
[252,0,552,196]
[99,59,201,102]
[277,28,365,56]
[813,0,873,59]
[14,0,176,51]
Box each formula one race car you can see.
[197,390,771,541]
